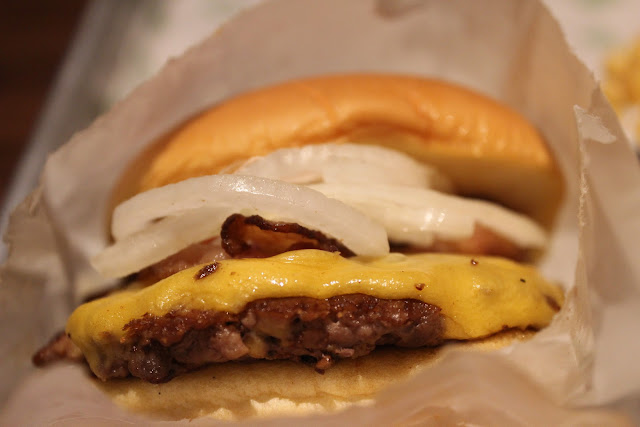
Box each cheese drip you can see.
[67,250,562,371]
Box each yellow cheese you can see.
[67,250,562,370]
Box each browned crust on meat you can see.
[92,294,443,383]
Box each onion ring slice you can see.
[309,184,547,249]
[93,208,229,278]
[226,143,453,191]
[108,175,389,268]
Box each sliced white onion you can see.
[227,143,453,191]
[309,184,548,249]
[93,208,229,278]
[110,174,389,258]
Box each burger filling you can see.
[34,143,563,383]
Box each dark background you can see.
[0,1,87,206]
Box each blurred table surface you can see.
[0,0,638,261]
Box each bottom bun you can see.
[96,329,534,421]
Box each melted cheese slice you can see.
[67,250,562,370]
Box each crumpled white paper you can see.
[1,0,639,425]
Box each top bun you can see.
[112,74,562,225]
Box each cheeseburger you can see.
[34,74,564,420]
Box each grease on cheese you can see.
[67,250,562,368]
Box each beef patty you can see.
[81,294,443,383]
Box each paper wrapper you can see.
[1,0,639,425]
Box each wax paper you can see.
[1,0,639,425]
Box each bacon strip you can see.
[137,238,229,285]
[391,224,530,261]
[133,217,531,285]
[220,214,355,259]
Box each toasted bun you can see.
[112,74,562,225]
[96,329,532,421]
